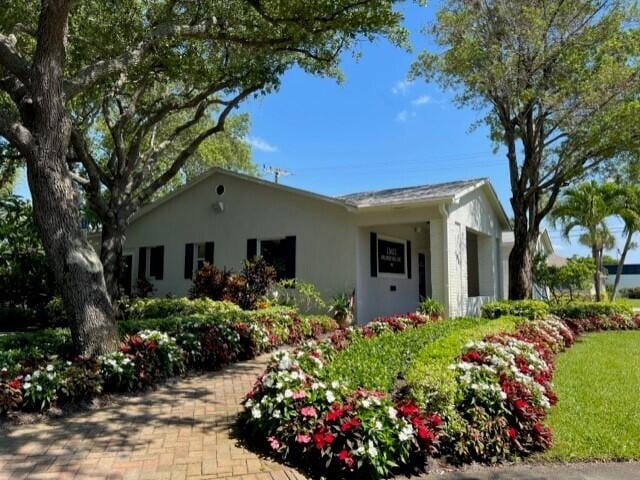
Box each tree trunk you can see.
[591,245,602,301]
[508,199,537,299]
[24,1,119,356]
[611,231,633,301]
[100,218,128,302]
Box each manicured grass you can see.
[543,331,640,461]
[319,317,485,392]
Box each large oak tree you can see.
[412,0,640,299]
[0,0,406,354]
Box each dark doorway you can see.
[418,252,427,300]
[120,255,133,296]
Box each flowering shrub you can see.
[99,351,137,392]
[240,314,445,479]
[60,357,103,401]
[20,363,62,411]
[0,369,22,414]
[122,330,185,387]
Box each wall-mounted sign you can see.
[378,238,406,275]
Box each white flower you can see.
[251,407,262,419]
[375,421,383,430]
[361,399,371,408]
[32,370,41,378]
[275,394,284,403]
[23,382,31,390]
[284,389,293,399]
[311,383,321,391]
[326,390,335,403]
[46,364,54,372]
[245,399,253,408]
[1,367,7,373]
[278,355,292,371]
[388,407,397,419]
[273,410,281,419]
[47,373,54,380]
[36,385,43,392]
[399,423,414,442]
[367,440,378,457]
[331,380,339,389]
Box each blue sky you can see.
[13,0,637,262]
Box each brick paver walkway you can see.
[0,354,306,480]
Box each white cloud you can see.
[412,95,432,106]
[245,136,278,153]
[395,110,409,122]
[391,80,413,95]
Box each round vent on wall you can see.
[216,184,225,196]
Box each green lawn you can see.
[542,331,640,461]
[623,298,640,308]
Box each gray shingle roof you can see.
[338,178,486,207]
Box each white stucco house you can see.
[101,168,511,323]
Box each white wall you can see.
[447,188,504,317]
[124,172,357,300]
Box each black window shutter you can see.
[370,232,378,277]
[247,238,257,260]
[184,243,194,279]
[406,240,412,279]
[138,247,147,280]
[284,236,296,279]
[205,241,214,264]
[150,246,164,280]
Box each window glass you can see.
[260,239,288,279]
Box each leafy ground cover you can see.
[542,330,640,461]
[623,298,640,308]
[319,316,479,391]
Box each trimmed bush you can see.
[550,300,633,319]
[481,300,549,320]
[127,297,241,320]
[406,316,522,412]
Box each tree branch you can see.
[135,85,260,205]
[0,110,34,157]
[0,34,31,85]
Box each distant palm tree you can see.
[550,181,617,301]
[610,184,640,300]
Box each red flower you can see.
[462,351,483,363]
[313,431,336,450]
[8,378,21,390]
[513,399,529,412]
[416,424,435,442]
[300,406,317,418]
[397,401,420,418]
[430,415,443,427]
[326,403,344,421]
[337,450,355,469]
[507,426,517,440]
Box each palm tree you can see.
[610,184,640,300]
[550,181,617,301]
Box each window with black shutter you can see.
[256,236,296,280]
[247,238,257,260]
[138,247,147,280]
[184,243,194,279]
[149,246,164,280]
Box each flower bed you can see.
[0,305,337,416]
[240,311,640,477]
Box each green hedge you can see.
[126,297,242,320]
[550,300,633,319]
[481,300,549,320]
[406,315,522,411]
[318,317,481,392]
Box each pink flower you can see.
[292,390,307,400]
[267,436,280,450]
[300,406,317,418]
[295,433,311,444]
